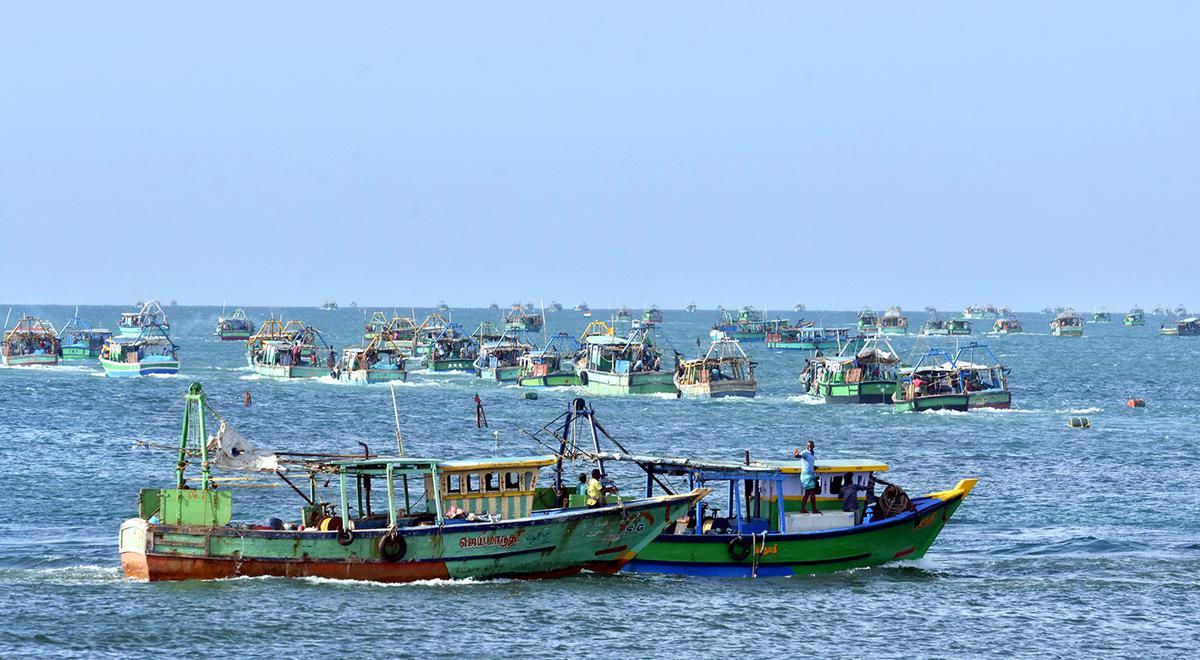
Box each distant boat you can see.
[1092,308,1111,324]
[246,320,331,379]
[474,327,535,382]
[547,301,563,313]
[336,339,408,384]
[793,303,806,312]
[503,304,544,332]
[2,315,60,367]
[801,333,900,404]
[1050,308,1084,337]
[488,302,500,311]
[879,306,908,335]
[710,306,784,341]
[893,348,969,412]
[856,308,879,333]
[117,300,169,338]
[766,324,850,352]
[1160,317,1200,337]
[319,301,338,311]
[215,308,255,341]
[614,305,633,321]
[436,301,450,313]
[686,302,697,313]
[992,317,1023,334]
[426,323,477,372]
[634,305,663,328]
[517,333,582,388]
[962,305,1002,320]
[1124,307,1145,326]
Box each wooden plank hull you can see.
[2,353,58,367]
[579,370,677,395]
[517,373,580,388]
[341,368,408,384]
[120,492,703,583]
[893,393,969,412]
[59,346,102,360]
[816,380,897,404]
[477,365,521,382]
[675,378,756,398]
[426,358,475,372]
[251,363,329,379]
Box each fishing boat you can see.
[412,313,450,357]
[1174,305,1188,318]
[1124,307,1145,326]
[893,348,969,412]
[1050,308,1084,337]
[532,400,976,577]
[614,306,633,322]
[246,320,332,379]
[674,338,756,398]
[686,303,698,313]
[362,311,392,342]
[117,300,169,338]
[470,320,505,346]
[856,308,879,333]
[436,301,450,313]
[918,311,950,336]
[878,306,908,335]
[947,318,973,335]
[488,302,500,311]
[336,336,408,384]
[2,315,60,366]
[634,305,663,328]
[576,321,676,395]
[1040,306,1055,314]
[57,311,111,360]
[215,308,254,341]
[503,304,544,332]
[793,303,806,312]
[319,301,338,311]
[962,305,1002,320]
[547,301,563,313]
[765,324,851,352]
[1160,317,1200,336]
[800,333,901,404]
[474,328,535,382]
[517,333,582,387]
[99,325,179,377]
[1092,308,1111,324]
[426,323,478,372]
[992,317,1024,334]
[953,342,1012,408]
[575,302,589,313]
[119,384,705,583]
[710,306,782,341]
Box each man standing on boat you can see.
[793,441,821,514]
[586,468,616,508]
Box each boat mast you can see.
[176,383,212,490]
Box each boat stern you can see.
[118,518,151,580]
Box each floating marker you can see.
[1067,416,1091,428]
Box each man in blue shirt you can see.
[792,440,820,514]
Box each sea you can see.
[1,305,1197,658]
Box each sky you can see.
[1,2,1197,312]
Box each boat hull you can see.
[893,393,969,412]
[817,380,897,404]
[517,372,580,388]
[766,340,840,351]
[579,370,677,395]
[675,379,756,398]
[118,325,170,338]
[216,331,251,341]
[59,346,102,360]
[341,369,408,384]
[477,365,521,382]
[120,492,702,583]
[251,363,330,379]
[967,389,1012,409]
[1052,327,1083,337]
[100,357,179,377]
[426,358,475,372]
[2,353,58,367]
[623,480,976,577]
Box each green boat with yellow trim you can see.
[119,384,706,583]
[536,399,977,577]
[576,321,676,395]
[425,323,478,372]
[246,319,332,379]
[800,333,900,404]
[516,333,581,388]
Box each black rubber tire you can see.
[578,371,589,386]
[728,536,752,561]
[336,527,354,546]
[378,532,406,560]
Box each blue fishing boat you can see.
[117,300,169,338]
[893,348,969,412]
[100,324,179,377]
[58,310,112,360]
[474,327,535,382]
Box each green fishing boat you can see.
[856,308,879,333]
[362,311,391,342]
[2,315,60,367]
[516,333,581,387]
[1050,307,1084,337]
[800,333,900,404]
[1124,307,1145,326]
[576,321,677,395]
[947,318,972,335]
[953,342,1013,409]
[710,306,783,341]
[992,317,1023,334]
[1092,308,1111,324]
[635,305,663,328]
[765,324,850,351]
[246,319,333,379]
[474,328,534,382]
[58,311,111,360]
[336,337,408,384]
[893,348,969,412]
[119,384,705,583]
[533,400,976,577]
[504,304,544,332]
[878,306,908,335]
[918,311,951,336]
[425,323,478,372]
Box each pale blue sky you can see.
[1,2,1196,311]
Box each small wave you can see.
[785,395,824,405]
[238,374,263,381]
[0,564,123,585]
[1057,406,1103,414]
[294,575,507,588]
[919,409,970,416]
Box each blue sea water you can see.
[1,304,1197,658]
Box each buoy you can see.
[520,391,538,400]
[1126,398,1146,408]
[1067,416,1091,428]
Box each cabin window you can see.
[522,471,535,490]
[830,475,845,493]
[466,473,480,493]
[484,472,501,493]
[504,471,521,490]
[447,474,462,493]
